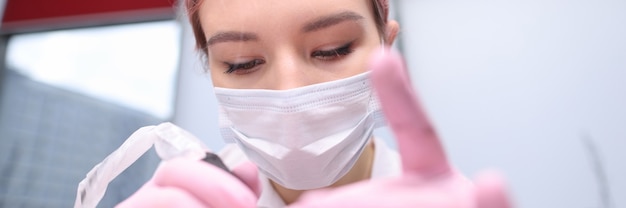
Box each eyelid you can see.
[223,59,265,74]
[315,41,352,52]
[311,41,354,60]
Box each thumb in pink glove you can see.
[290,48,513,208]
[116,158,260,208]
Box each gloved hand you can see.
[289,48,512,208]
[116,159,260,208]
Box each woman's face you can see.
[199,0,384,89]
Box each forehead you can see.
[199,0,374,34]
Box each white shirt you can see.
[218,138,401,208]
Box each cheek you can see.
[209,64,227,88]
[344,44,381,76]
[348,55,370,74]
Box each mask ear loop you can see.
[74,122,208,208]
[381,38,387,54]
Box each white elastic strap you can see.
[74,122,208,208]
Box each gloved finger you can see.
[474,170,512,208]
[116,182,206,208]
[231,161,261,197]
[369,48,450,177]
[153,158,257,208]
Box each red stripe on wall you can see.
[2,0,178,33]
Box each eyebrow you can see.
[207,31,258,46]
[206,11,364,46]
[302,11,364,33]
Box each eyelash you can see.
[223,42,354,74]
[224,59,265,74]
[311,42,354,61]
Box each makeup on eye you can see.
[311,41,354,61]
[223,59,265,74]
[221,41,356,75]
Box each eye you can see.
[311,42,354,61]
[223,59,265,74]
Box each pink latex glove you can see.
[289,48,512,208]
[116,159,260,208]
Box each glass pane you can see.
[6,20,180,119]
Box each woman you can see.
[117,0,510,207]
[193,0,399,205]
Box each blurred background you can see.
[0,0,624,207]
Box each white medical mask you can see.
[214,72,385,190]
